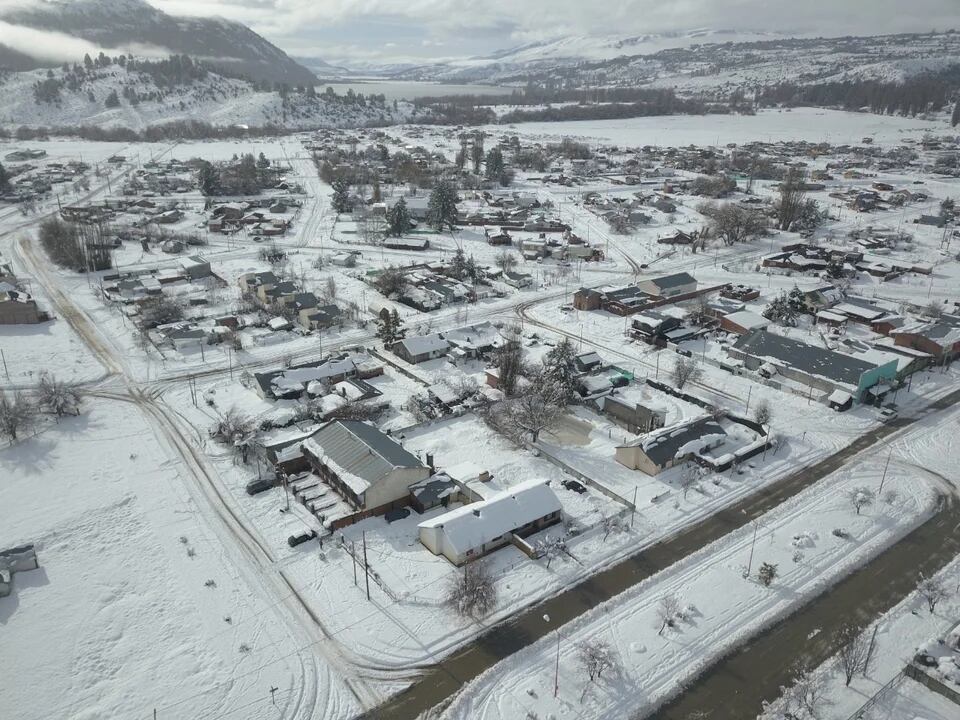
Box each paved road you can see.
[364,388,960,720]
[655,480,960,719]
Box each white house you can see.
[418,479,562,565]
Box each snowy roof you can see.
[301,420,424,495]
[396,333,450,357]
[647,271,696,289]
[619,416,726,467]
[723,310,768,331]
[733,330,888,388]
[418,479,561,556]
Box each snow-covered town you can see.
[3,3,960,720]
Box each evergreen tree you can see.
[542,338,577,401]
[197,161,218,196]
[386,196,412,236]
[427,180,458,231]
[449,247,468,279]
[952,100,960,128]
[104,89,120,108]
[376,309,406,344]
[0,162,9,193]
[484,147,505,181]
[331,178,352,214]
[371,177,382,203]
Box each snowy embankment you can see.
[439,455,940,720]
[0,67,417,130]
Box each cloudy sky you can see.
[145,0,960,65]
[3,0,959,66]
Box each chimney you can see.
[426,453,435,471]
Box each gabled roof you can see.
[619,416,725,466]
[302,420,424,495]
[395,333,450,357]
[648,272,696,289]
[418,479,561,556]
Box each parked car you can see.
[562,479,587,494]
[288,530,317,548]
[245,477,275,495]
[879,407,898,423]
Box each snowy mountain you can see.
[386,30,960,89]
[0,64,419,131]
[0,0,318,86]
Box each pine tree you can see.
[331,178,352,214]
[542,338,577,401]
[371,177,382,203]
[197,161,218,196]
[449,247,468,279]
[104,89,120,108]
[376,309,406,344]
[386,197,412,236]
[427,181,458,231]
[0,162,9,193]
[484,147,505,181]
[952,100,960,128]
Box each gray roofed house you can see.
[615,417,726,475]
[301,420,430,511]
[729,329,898,401]
[391,333,451,364]
[637,272,698,298]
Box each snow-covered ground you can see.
[438,443,942,720]
[0,399,363,720]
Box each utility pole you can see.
[863,625,880,676]
[744,520,759,578]
[631,487,638,528]
[878,450,892,495]
[554,629,561,697]
[362,531,371,601]
[351,541,358,586]
[0,348,8,380]
[744,384,752,414]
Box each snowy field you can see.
[494,108,948,148]
[0,399,364,720]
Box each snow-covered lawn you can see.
[438,451,939,720]
[0,399,361,720]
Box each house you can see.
[631,310,681,341]
[598,395,666,434]
[573,351,603,373]
[503,270,533,289]
[728,330,899,401]
[161,324,208,351]
[615,417,726,475]
[179,255,211,281]
[0,289,42,324]
[301,420,430,512]
[890,315,960,364]
[720,310,769,335]
[637,272,697,299]
[418,479,562,565]
[253,354,381,400]
[391,333,451,364]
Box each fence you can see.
[531,441,636,511]
[905,662,960,705]
[842,670,906,720]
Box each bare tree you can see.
[0,392,37,441]
[324,276,338,301]
[210,408,256,464]
[446,561,497,617]
[685,295,713,327]
[917,573,948,613]
[776,168,809,231]
[510,380,566,443]
[753,398,772,426]
[847,487,875,515]
[698,201,767,245]
[37,373,82,419]
[678,463,705,499]
[656,594,682,635]
[672,356,703,390]
[764,662,829,719]
[602,514,626,541]
[577,639,618,682]
[140,295,186,329]
[834,623,871,686]
[495,250,518,274]
[534,535,567,569]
